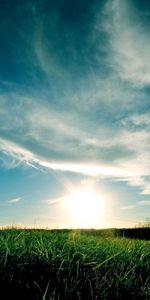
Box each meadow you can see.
[0,228,149,299]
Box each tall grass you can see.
[0,229,149,299]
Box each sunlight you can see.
[66,187,105,228]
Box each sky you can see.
[0,0,150,229]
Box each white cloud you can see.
[137,200,150,206]
[116,117,150,194]
[140,189,150,196]
[128,113,150,126]
[118,176,150,196]
[103,0,150,87]
[0,87,150,196]
[0,137,35,168]
[43,196,66,205]
[0,197,22,206]
[120,200,150,210]
[0,137,138,178]
[9,197,22,204]
[120,205,135,210]
[0,95,150,194]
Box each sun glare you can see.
[66,187,105,228]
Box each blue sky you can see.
[0,0,150,228]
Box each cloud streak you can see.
[0,135,149,183]
[9,197,22,204]
[121,200,150,210]
[0,88,150,195]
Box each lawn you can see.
[0,228,149,299]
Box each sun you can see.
[66,187,105,228]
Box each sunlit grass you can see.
[0,228,149,299]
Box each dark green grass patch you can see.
[0,229,149,299]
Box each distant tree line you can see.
[136,218,150,228]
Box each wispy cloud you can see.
[43,196,66,206]
[117,177,150,196]
[138,200,150,206]
[0,197,23,206]
[0,0,150,199]
[0,96,150,194]
[103,0,150,87]
[0,137,35,168]
[120,200,150,210]
[120,205,136,210]
[0,137,137,178]
[9,197,22,204]
[123,113,150,127]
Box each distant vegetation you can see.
[0,228,149,299]
[86,227,150,240]
[136,218,150,229]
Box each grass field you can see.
[0,228,149,299]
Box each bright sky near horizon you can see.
[0,0,150,228]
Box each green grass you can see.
[0,229,149,299]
